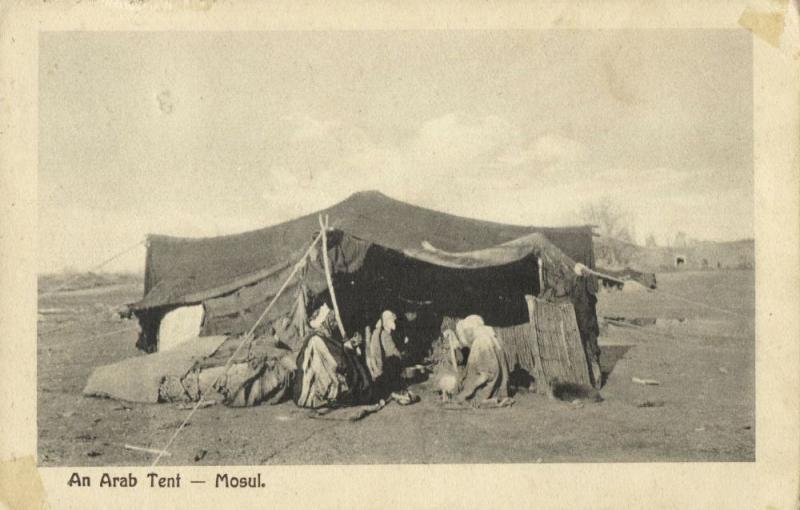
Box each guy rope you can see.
[39,238,147,298]
[645,288,744,319]
[150,228,325,466]
[149,216,346,466]
[38,239,147,339]
[576,263,744,319]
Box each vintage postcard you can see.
[1,1,798,508]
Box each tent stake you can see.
[123,444,171,457]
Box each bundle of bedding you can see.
[83,335,297,407]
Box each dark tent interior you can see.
[318,243,543,363]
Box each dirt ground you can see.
[37,270,754,466]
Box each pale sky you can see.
[39,30,753,273]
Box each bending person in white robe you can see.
[454,316,510,403]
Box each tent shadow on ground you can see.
[599,344,632,387]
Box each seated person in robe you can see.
[365,310,418,405]
[292,304,372,409]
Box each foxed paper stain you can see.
[0,456,45,510]
[603,60,639,106]
[738,0,790,48]
[156,89,174,114]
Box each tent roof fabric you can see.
[133,191,594,310]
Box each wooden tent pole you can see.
[578,266,626,286]
[537,256,544,295]
[319,215,347,339]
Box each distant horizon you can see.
[39,31,753,273]
[36,188,756,277]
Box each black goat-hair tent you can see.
[129,191,597,353]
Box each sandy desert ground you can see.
[37,270,754,466]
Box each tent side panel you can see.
[202,282,304,341]
[529,297,592,387]
[495,321,537,380]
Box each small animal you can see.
[547,378,603,403]
[437,373,459,402]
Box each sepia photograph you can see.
[35,28,759,468]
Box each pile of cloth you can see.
[83,335,228,404]
[159,335,297,407]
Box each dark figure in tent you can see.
[540,262,603,389]
[396,309,442,364]
[293,304,373,409]
[365,310,402,395]
[570,266,603,389]
[365,310,419,405]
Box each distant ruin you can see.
[593,237,754,272]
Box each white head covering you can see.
[455,314,485,348]
[309,303,331,329]
[380,310,397,332]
